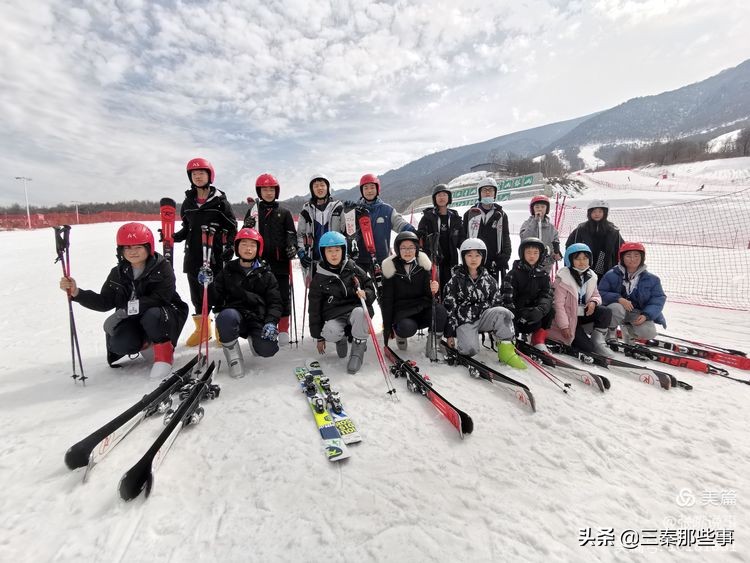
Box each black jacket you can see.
[501,259,553,321]
[417,207,464,268]
[173,186,238,274]
[73,253,189,322]
[442,265,503,337]
[380,253,433,345]
[565,219,624,278]
[308,260,376,340]
[243,200,297,275]
[212,259,282,327]
[462,203,512,273]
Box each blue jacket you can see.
[356,197,415,264]
[599,266,667,327]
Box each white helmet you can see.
[309,174,332,197]
[477,177,498,199]
[587,199,609,220]
[460,237,487,266]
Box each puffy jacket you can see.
[417,207,464,268]
[565,219,624,278]
[501,259,553,320]
[74,252,189,319]
[173,186,238,274]
[463,203,512,274]
[547,267,602,345]
[355,197,415,265]
[442,265,503,337]
[519,216,560,271]
[598,265,667,327]
[297,198,346,260]
[308,260,376,339]
[380,252,433,345]
[212,259,283,326]
[244,200,297,275]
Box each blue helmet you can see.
[319,231,347,251]
[564,243,592,267]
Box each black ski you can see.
[441,340,536,412]
[385,346,473,438]
[64,354,200,477]
[516,340,609,392]
[118,361,219,501]
[159,198,176,265]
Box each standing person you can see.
[519,195,562,273]
[442,238,526,369]
[565,199,624,278]
[380,231,447,358]
[296,174,346,272]
[354,173,415,272]
[243,173,298,345]
[462,177,512,283]
[59,223,189,379]
[307,232,376,374]
[172,157,238,346]
[547,243,613,356]
[212,228,282,378]
[598,242,667,343]
[417,184,464,291]
[501,238,554,352]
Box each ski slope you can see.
[1,166,749,562]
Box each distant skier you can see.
[212,228,282,378]
[59,223,189,379]
[501,238,555,352]
[172,157,238,346]
[518,195,562,273]
[462,178,512,283]
[380,231,447,358]
[598,242,666,343]
[564,199,624,278]
[442,238,526,369]
[307,232,376,374]
[547,243,613,357]
[243,174,298,345]
[417,184,464,291]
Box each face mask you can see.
[573,266,589,273]
[480,197,494,205]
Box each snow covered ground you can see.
[2,167,749,562]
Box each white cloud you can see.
[0,0,748,205]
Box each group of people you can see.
[58,158,667,380]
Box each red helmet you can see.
[619,241,646,264]
[116,223,155,255]
[234,227,264,258]
[255,173,280,199]
[359,173,380,197]
[529,195,550,215]
[186,157,215,185]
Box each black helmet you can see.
[393,231,420,254]
[431,184,452,206]
[518,237,547,262]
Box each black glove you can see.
[221,245,234,262]
[520,307,544,324]
[497,255,509,271]
[173,228,186,243]
[243,216,256,229]
[298,249,312,269]
[285,245,298,260]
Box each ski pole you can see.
[54,225,86,384]
[517,347,570,393]
[198,226,216,365]
[288,260,298,347]
[300,234,312,344]
[353,277,398,401]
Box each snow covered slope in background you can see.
[1,167,749,562]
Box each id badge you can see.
[577,305,585,316]
[127,299,140,316]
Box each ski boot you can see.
[498,341,527,369]
[222,339,246,378]
[591,328,615,357]
[149,341,174,380]
[396,336,408,351]
[531,328,549,353]
[336,338,349,358]
[347,338,367,374]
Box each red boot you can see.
[150,341,174,379]
[531,328,548,352]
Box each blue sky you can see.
[1,0,748,205]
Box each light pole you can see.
[72,200,81,224]
[14,176,32,229]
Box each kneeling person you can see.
[213,228,282,378]
[59,223,189,379]
[443,238,526,369]
[308,232,376,374]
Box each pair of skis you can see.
[343,205,383,299]
[295,361,361,462]
[64,355,220,500]
[515,340,610,393]
[637,335,750,373]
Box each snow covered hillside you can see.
[1,173,749,562]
